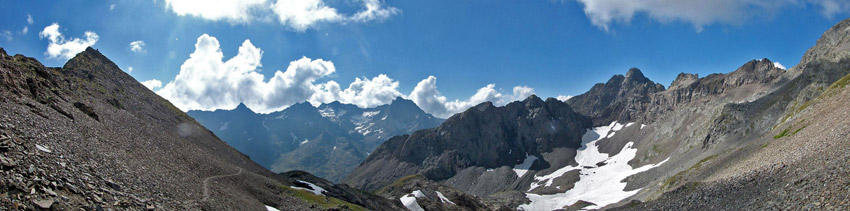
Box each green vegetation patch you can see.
[773,128,790,139]
[792,125,808,135]
[280,186,367,211]
[377,174,425,194]
[662,154,718,189]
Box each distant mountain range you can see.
[188,97,443,182]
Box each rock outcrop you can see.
[345,95,592,194]
[566,68,665,126]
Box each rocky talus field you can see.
[0,47,401,210]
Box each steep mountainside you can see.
[612,17,850,210]
[566,68,665,126]
[0,47,400,210]
[345,95,592,195]
[189,97,443,182]
[347,18,850,211]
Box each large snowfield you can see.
[519,122,669,210]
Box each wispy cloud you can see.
[575,0,850,32]
[130,40,145,53]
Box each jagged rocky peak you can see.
[800,18,850,65]
[670,72,700,89]
[288,101,316,110]
[724,58,785,87]
[387,96,420,111]
[566,68,665,126]
[625,67,651,83]
[232,102,254,113]
[63,47,118,71]
[345,93,592,192]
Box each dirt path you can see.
[201,167,244,202]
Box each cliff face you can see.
[566,68,666,126]
[345,95,592,193]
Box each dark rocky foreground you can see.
[0,47,400,210]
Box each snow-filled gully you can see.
[518,122,669,210]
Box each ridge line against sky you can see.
[1,0,848,118]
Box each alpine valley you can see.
[1,9,849,211]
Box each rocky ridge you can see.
[189,96,443,182]
[0,47,397,210]
[345,95,592,195]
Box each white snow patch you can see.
[513,154,538,178]
[333,146,337,151]
[362,111,380,118]
[291,180,326,195]
[265,205,280,211]
[218,121,230,131]
[624,122,635,128]
[400,190,425,211]
[436,191,456,205]
[355,123,376,136]
[300,139,309,146]
[319,107,335,118]
[640,124,647,130]
[520,121,670,210]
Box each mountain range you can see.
[1,17,848,211]
[345,18,850,210]
[187,97,443,182]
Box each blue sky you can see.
[1,0,848,117]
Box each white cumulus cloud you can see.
[164,0,399,31]
[557,95,574,102]
[27,14,33,24]
[311,74,404,108]
[575,0,850,32]
[38,23,99,60]
[164,0,267,23]
[130,40,146,53]
[773,62,786,70]
[270,0,343,31]
[409,76,535,118]
[156,34,406,113]
[155,34,535,116]
[141,79,163,91]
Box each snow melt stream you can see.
[519,122,668,210]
